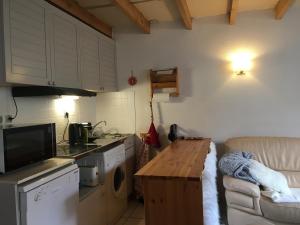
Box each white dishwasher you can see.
[18,164,79,225]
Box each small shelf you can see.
[151,82,177,89]
[150,68,179,97]
[79,184,100,201]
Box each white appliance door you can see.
[19,167,79,225]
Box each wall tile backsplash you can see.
[0,87,97,142]
[0,87,136,142]
[96,92,135,134]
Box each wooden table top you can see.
[135,139,211,181]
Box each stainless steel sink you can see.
[99,133,127,139]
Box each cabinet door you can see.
[78,185,106,225]
[125,146,135,197]
[99,36,117,92]
[49,9,80,88]
[3,0,51,86]
[79,27,101,91]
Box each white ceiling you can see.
[74,0,300,29]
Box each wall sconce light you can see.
[230,51,253,76]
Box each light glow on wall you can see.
[54,96,79,115]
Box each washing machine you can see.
[102,144,128,225]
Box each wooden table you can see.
[135,139,211,225]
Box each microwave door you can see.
[2,124,56,173]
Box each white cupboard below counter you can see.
[124,135,136,197]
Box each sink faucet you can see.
[91,120,107,136]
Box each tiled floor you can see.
[115,201,145,225]
[115,200,228,225]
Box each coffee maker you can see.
[68,123,84,146]
[68,122,93,145]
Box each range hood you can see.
[12,86,97,97]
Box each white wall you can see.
[115,7,300,142]
[96,92,135,134]
[0,87,96,142]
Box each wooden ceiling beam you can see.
[229,0,239,25]
[175,0,192,30]
[46,0,112,38]
[113,0,150,34]
[275,0,293,20]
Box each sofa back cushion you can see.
[281,171,300,188]
[225,137,300,172]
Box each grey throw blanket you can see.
[219,152,259,184]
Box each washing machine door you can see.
[112,165,126,198]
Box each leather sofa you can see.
[223,137,300,225]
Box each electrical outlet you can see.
[5,115,12,124]
[64,112,69,119]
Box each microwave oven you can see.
[0,123,56,173]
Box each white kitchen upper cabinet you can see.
[0,0,116,91]
[79,26,101,91]
[2,0,51,86]
[99,36,117,92]
[48,8,80,88]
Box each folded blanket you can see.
[262,188,300,203]
[219,152,258,184]
[249,159,291,195]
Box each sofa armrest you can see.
[224,176,262,216]
[223,176,260,198]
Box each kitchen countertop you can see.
[56,134,132,160]
[0,158,74,185]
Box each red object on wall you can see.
[128,75,137,86]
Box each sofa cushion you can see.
[281,171,300,188]
[260,196,300,223]
[225,137,300,172]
